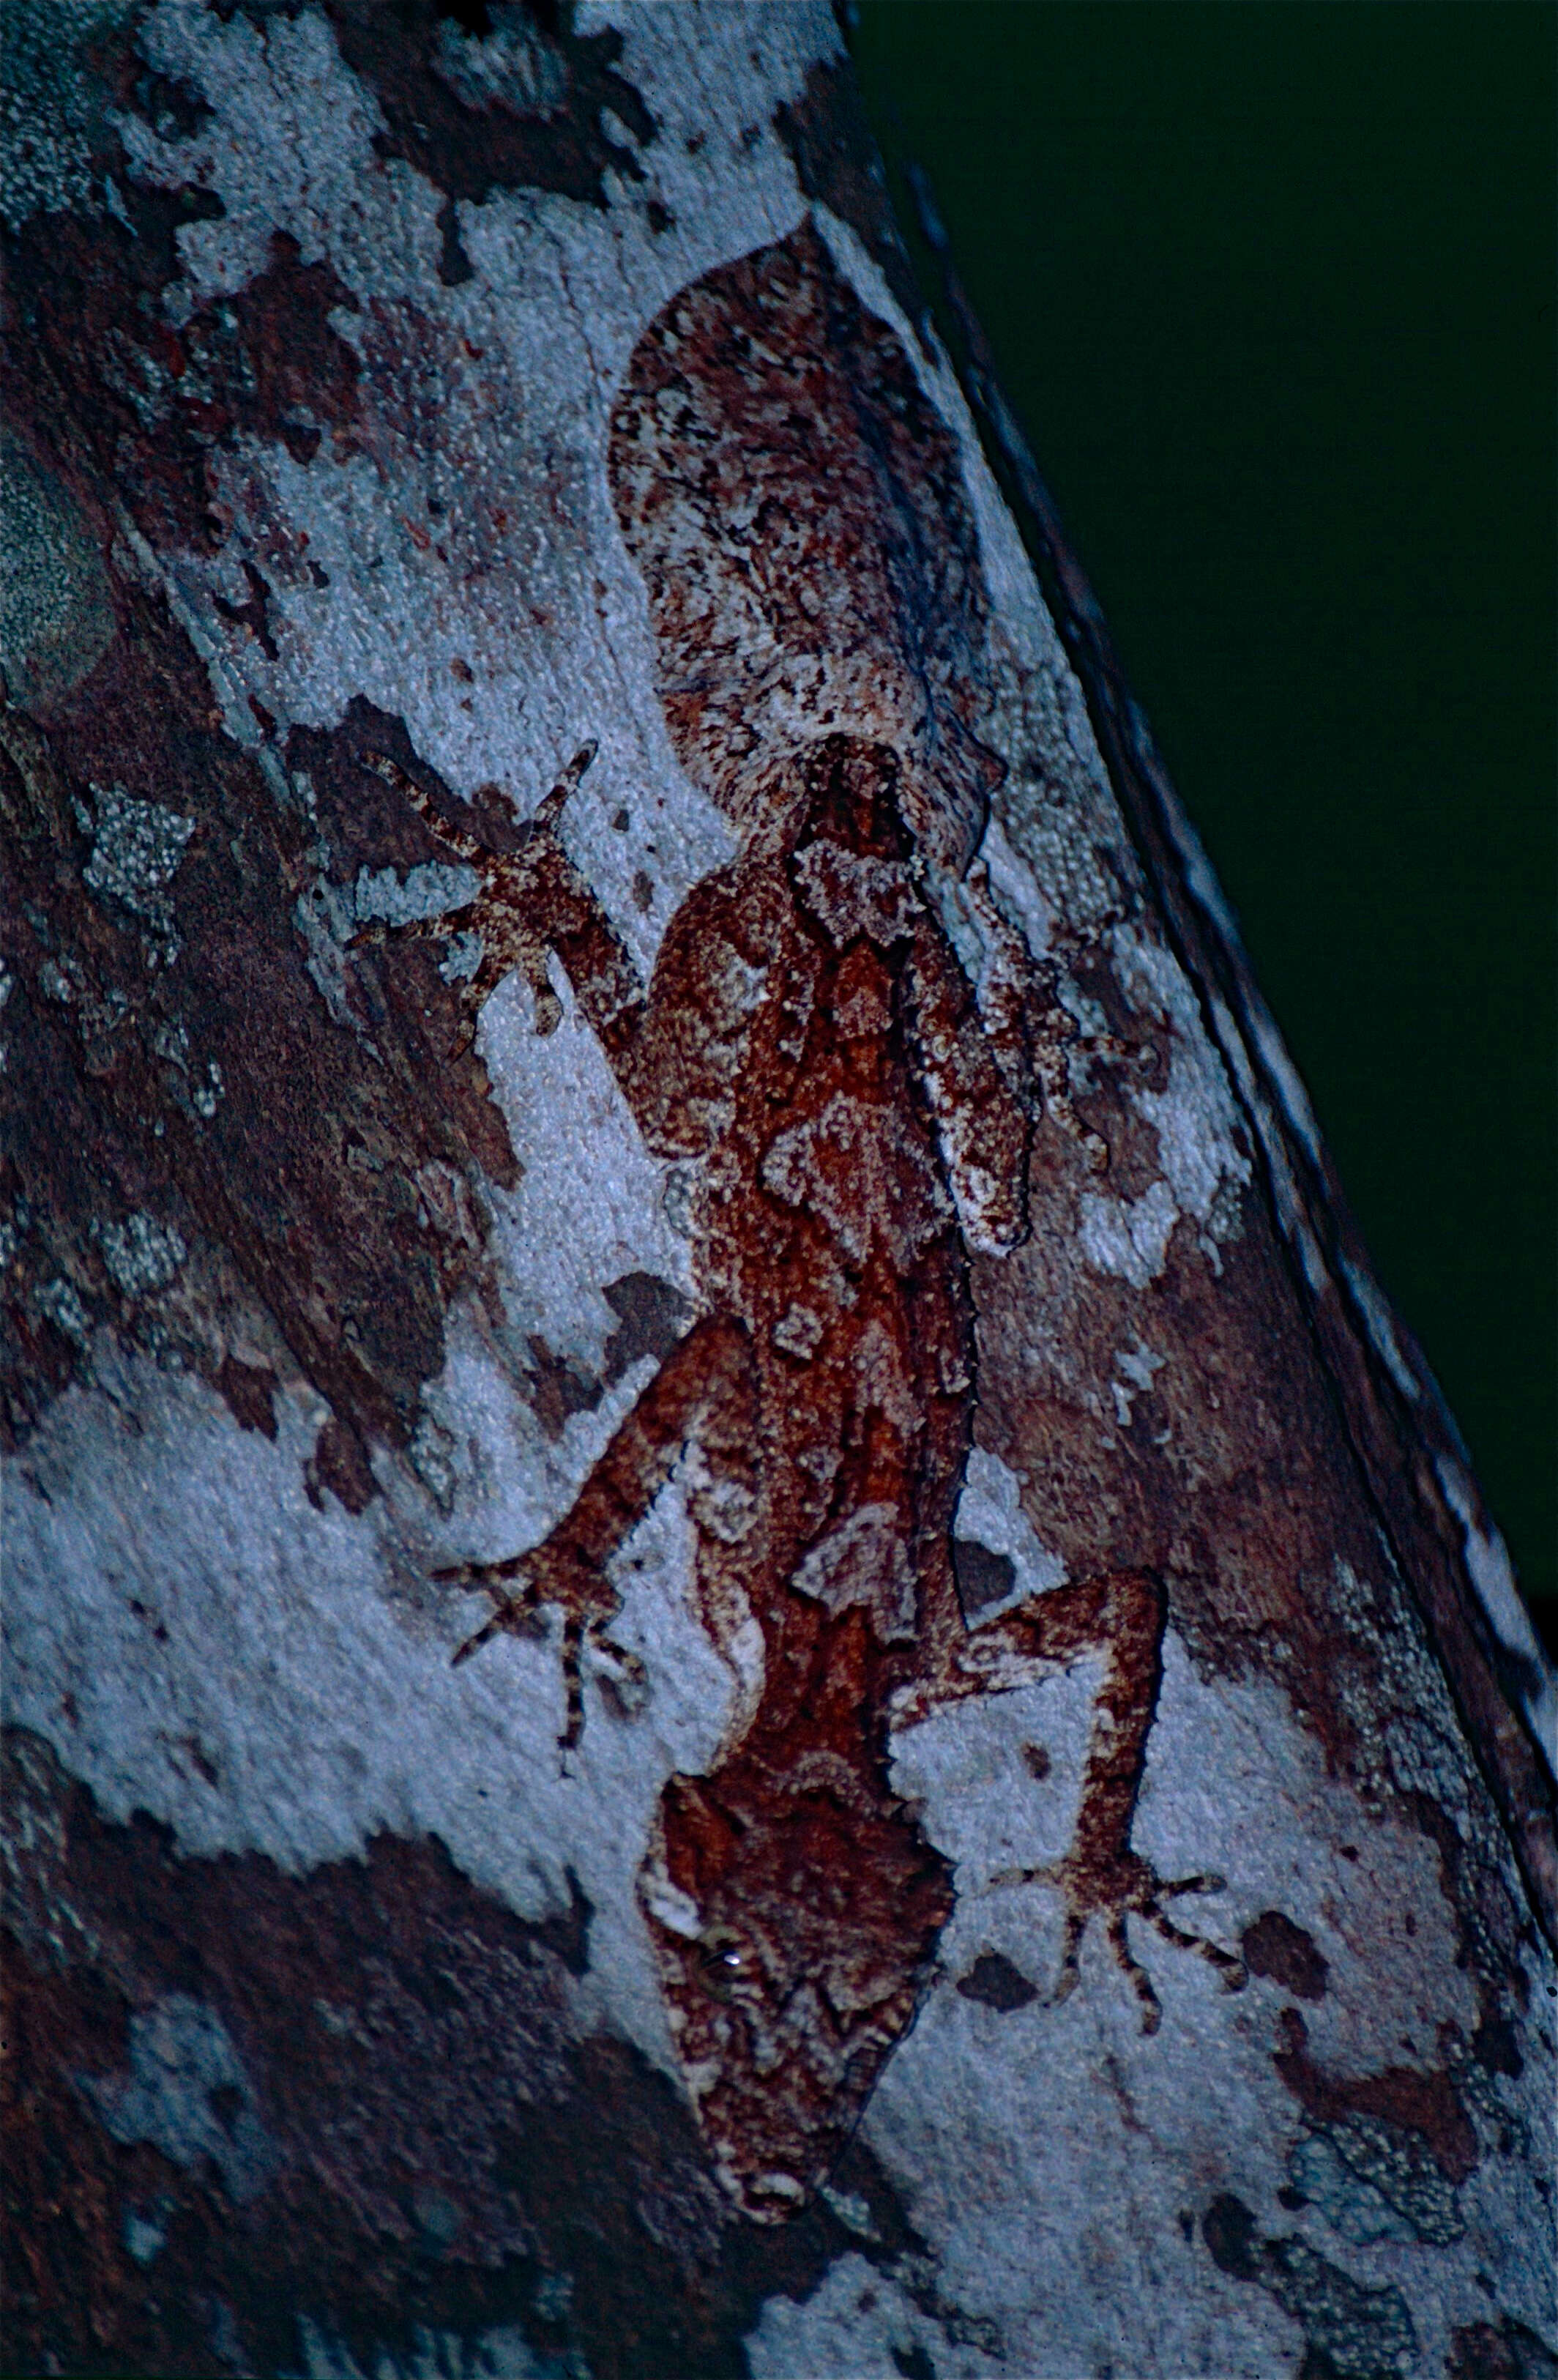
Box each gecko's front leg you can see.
[441,1314,758,1749]
[348,743,642,1054]
[896,1569,1248,2030]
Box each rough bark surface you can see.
[1,7,1554,2379]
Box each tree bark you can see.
[1,8,1553,2379]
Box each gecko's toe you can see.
[431,1556,523,1587]
[1162,1870,1226,1898]
[450,1618,496,1666]
[530,980,564,1035]
[1103,1911,1164,2034]
[592,1634,651,1719]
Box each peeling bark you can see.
[2,7,1554,2378]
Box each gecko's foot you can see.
[554,1610,649,1749]
[437,1551,547,1666]
[991,1851,1247,2035]
[439,1547,638,1748]
[532,740,597,831]
[589,1635,650,1720]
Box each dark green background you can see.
[851,1,1556,1647]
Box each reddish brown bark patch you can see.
[523,1335,603,1442]
[1,1728,946,2380]
[955,1952,1039,2013]
[602,1270,693,1384]
[1447,2316,1558,2380]
[5,209,362,558]
[1274,2007,1478,2186]
[215,1354,278,1440]
[305,1413,376,1514]
[951,1536,1018,1618]
[1242,1910,1329,2003]
[971,1165,1406,1794]
[772,59,928,341]
[321,0,654,208]
[1,598,514,1485]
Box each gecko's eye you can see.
[697,1929,756,2002]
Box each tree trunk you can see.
[2,7,1552,2378]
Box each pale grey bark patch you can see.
[354,858,480,927]
[0,0,128,231]
[868,1634,1551,2376]
[286,2317,560,2380]
[92,1211,187,1297]
[1287,2115,1464,2248]
[1206,2192,1420,2376]
[77,1992,280,2204]
[952,1445,1067,1624]
[77,782,195,956]
[1438,1453,1558,1762]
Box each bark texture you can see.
[2,7,1554,2378]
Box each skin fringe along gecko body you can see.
[351,221,1245,2222]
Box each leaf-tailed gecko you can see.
[351,223,1244,2221]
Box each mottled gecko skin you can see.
[355,224,1244,2220]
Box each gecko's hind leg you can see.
[903,1568,1247,2030]
[349,900,483,954]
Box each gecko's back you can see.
[642,737,980,2216]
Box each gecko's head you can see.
[609,221,1004,885]
[644,1764,953,2223]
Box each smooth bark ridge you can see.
[1,8,1553,2379]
